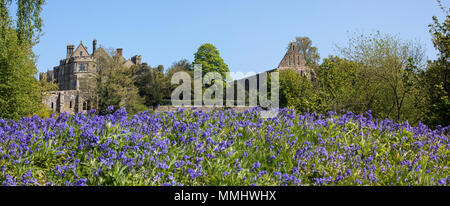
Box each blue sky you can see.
[32,0,448,74]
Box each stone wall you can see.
[42,90,81,114]
[42,91,60,113]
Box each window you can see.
[87,101,91,111]
[78,63,87,72]
[83,102,87,111]
[80,51,83,56]
[51,102,54,109]
[69,101,72,109]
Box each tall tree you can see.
[0,0,46,120]
[134,63,171,108]
[423,0,450,126]
[193,43,229,79]
[95,49,145,115]
[15,0,45,44]
[337,31,425,122]
[0,0,44,44]
[293,37,320,67]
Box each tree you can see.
[422,1,450,126]
[316,56,360,113]
[293,37,320,67]
[336,32,426,122]
[156,65,164,73]
[38,74,58,93]
[167,59,192,75]
[95,49,145,115]
[193,43,229,79]
[134,63,171,108]
[279,69,318,112]
[0,0,46,120]
[1,0,45,44]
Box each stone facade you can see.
[276,41,309,74]
[42,90,90,114]
[40,39,142,114]
[233,41,311,104]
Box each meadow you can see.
[0,107,448,186]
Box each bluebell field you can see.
[0,107,449,186]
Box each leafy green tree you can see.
[38,74,58,93]
[167,59,192,75]
[96,49,145,115]
[0,26,42,119]
[193,43,229,79]
[279,69,318,112]
[293,37,320,67]
[316,56,360,113]
[166,59,194,104]
[134,63,171,107]
[1,0,45,44]
[0,0,46,120]
[422,1,450,126]
[337,31,425,122]
[156,65,164,73]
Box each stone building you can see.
[40,39,142,114]
[233,41,311,100]
[276,41,309,74]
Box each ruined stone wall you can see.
[42,90,80,114]
[42,91,60,113]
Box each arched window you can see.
[83,101,87,111]
[245,79,250,91]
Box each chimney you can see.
[67,45,74,58]
[136,55,142,65]
[116,48,123,57]
[131,55,142,65]
[93,39,97,54]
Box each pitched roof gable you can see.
[277,42,306,69]
[72,42,90,58]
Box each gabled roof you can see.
[277,41,306,69]
[71,42,90,58]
